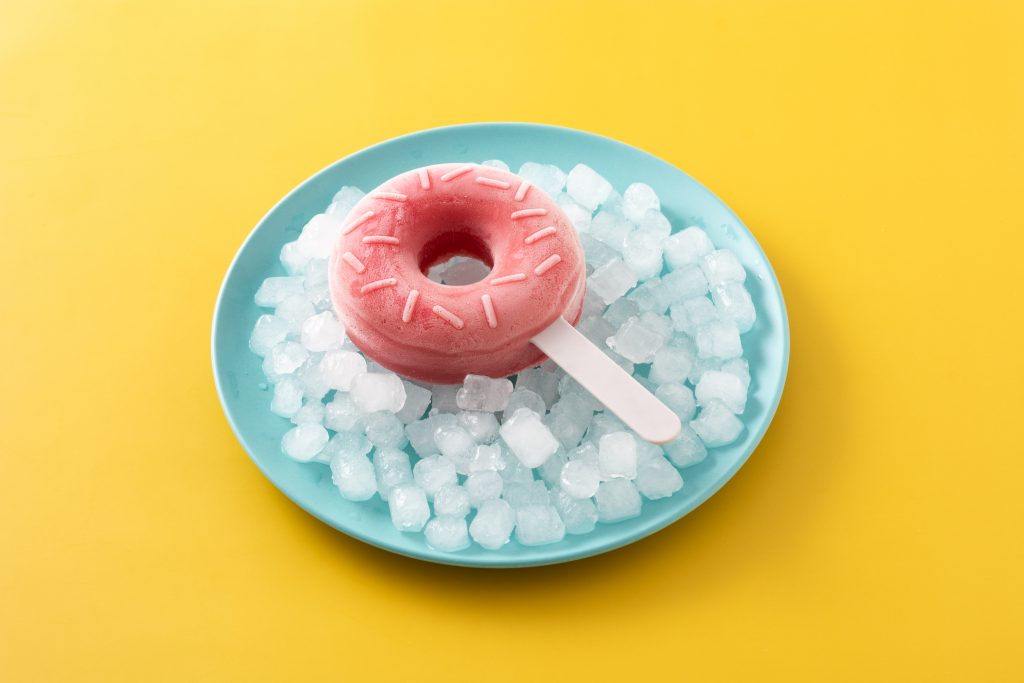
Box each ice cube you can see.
[603,298,640,329]
[433,423,476,473]
[566,164,612,210]
[279,241,309,275]
[265,341,309,377]
[499,409,560,467]
[481,159,510,172]
[690,400,744,446]
[363,411,407,449]
[498,450,536,484]
[326,186,365,218]
[622,230,664,281]
[559,459,601,499]
[663,425,708,467]
[556,193,592,232]
[388,486,430,532]
[458,411,500,443]
[687,354,723,386]
[545,394,593,450]
[456,374,514,412]
[584,412,626,444]
[469,499,515,550]
[606,316,665,363]
[296,213,345,259]
[324,393,365,432]
[649,345,695,385]
[249,314,290,356]
[711,282,756,333]
[290,399,325,425]
[513,368,559,408]
[350,372,407,413]
[590,211,632,250]
[373,447,413,501]
[424,516,470,552]
[254,276,304,308]
[270,377,304,417]
[396,381,431,424]
[432,484,471,518]
[329,452,377,501]
[661,265,709,306]
[577,314,616,348]
[670,296,719,335]
[412,455,458,497]
[695,370,747,414]
[627,278,672,315]
[517,162,567,198]
[429,384,461,415]
[515,505,566,546]
[405,414,456,457]
[465,471,504,507]
[635,455,684,500]
[701,250,747,287]
[695,321,743,360]
[595,479,642,522]
[319,351,366,391]
[655,383,697,422]
[622,182,659,223]
[638,209,672,240]
[281,423,328,462]
[275,294,316,334]
[588,258,638,307]
[550,487,598,534]
[296,355,330,400]
[664,227,714,268]
[466,443,506,474]
[502,480,551,509]
[503,389,547,421]
[720,358,751,390]
[580,233,618,269]
[538,448,568,486]
[319,431,372,464]
[300,311,344,352]
[569,441,600,469]
[598,432,638,480]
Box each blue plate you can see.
[212,123,789,568]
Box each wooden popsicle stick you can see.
[531,317,682,444]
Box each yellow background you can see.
[2,1,1022,680]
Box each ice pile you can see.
[249,161,757,552]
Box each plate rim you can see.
[211,121,790,568]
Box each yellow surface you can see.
[2,0,1022,680]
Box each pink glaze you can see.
[328,163,586,384]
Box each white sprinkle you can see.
[534,254,562,276]
[441,165,474,181]
[491,273,527,286]
[361,235,400,245]
[418,168,430,190]
[432,305,464,329]
[481,294,497,328]
[360,278,397,294]
[370,191,407,202]
[524,226,557,245]
[511,208,547,220]
[514,181,531,201]
[341,251,365,273]
[475,177,511,189]
[402,289,419,323]
[342,210,374,235]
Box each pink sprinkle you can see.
[418,168,430,190]
[370,191,407,202]
[360,278,398,294]
[534,254,562,276]
[524,226,557,245]
[341,251,365,274]
[432,305,464,329]
[362,235,400,245]
[440,165,474,182]
[481,294,497,329]
[514,181,531,201]
[511,208,547,220]
[402,289,419,323]
[475,177,511,190]
[491,273,527,286]
[342,210,374,235]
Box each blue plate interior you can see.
[212,123,789,568]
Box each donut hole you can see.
[419,230,493,286]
